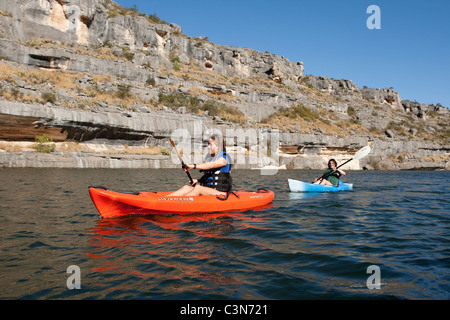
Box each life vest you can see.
[198,151,233,192]
[324,168,341,186]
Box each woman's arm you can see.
[185,157,227,171]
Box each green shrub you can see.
[147,13,167,24]
[347,106,356,116]
[172,59,181,71]
[102,40,113,48]
[108,11,119,18]
[169,52,181,71]
[201,100,220,116]
[146,77,156,87]
[116,84,131,99]
[123,51,135,61]
[157,92,247,123]
[35,135,55,153]
[158,92,200,112]
[160,148,171,155]
[11,88,23,100]
[266,104,318,122]
[42,91,56,103]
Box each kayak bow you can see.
[89,187,274,218]
[288,179,353,192]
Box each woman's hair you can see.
[328,159,337,168]
[209,135,226,152]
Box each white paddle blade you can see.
[353,146,371,160]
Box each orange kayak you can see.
[89,187,274,218]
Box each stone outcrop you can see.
[401,100,447,119]
[302,75,359,93]
[361,87,403,109]
[0,0,448,170]
[1,98,448,170]
[0,0,304,85]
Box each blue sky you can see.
[114,0,450,107]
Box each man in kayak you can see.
[313,159,346,185]
[167,135,233,197]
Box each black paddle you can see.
[313,145,371,183]
[169,138,195,186]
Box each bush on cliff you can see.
[35,135,55,153]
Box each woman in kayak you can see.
[313,159,346,185]
[167,135,232,197]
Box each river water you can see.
[0,168,448,301]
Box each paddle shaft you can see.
[315,165,344,183]
[169,138,194,184]
[314,147,369,183]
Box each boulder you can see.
[361,87,402,109]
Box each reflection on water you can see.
[288,191,338,200]
[0,169,449,299]
[87,211,274,299]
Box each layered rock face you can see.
[0,0,448,170]
[0,0,304,84]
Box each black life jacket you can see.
[198,152,232,192]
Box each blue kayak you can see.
[288,179,353,192]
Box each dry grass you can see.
[24,38,60,49]
[259,104,372,136]
[22,37,126,62]
[422,155,450,162]
[0,62,156,110]
[0,10,12,17]
[387,152,415,163]
[55,142,92,152]
[157,90,249,124]
[102,146,171,155]
[0,89,43,104]
[0,141,29,152]
[0,140,173,156]
[167,63,229,87]
[57,143,169,155]
[0,63,82,91]
[166,60,293,95]
[73,45,125,61]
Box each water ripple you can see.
[0,169,449,299]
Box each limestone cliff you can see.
[0,0,448,170]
